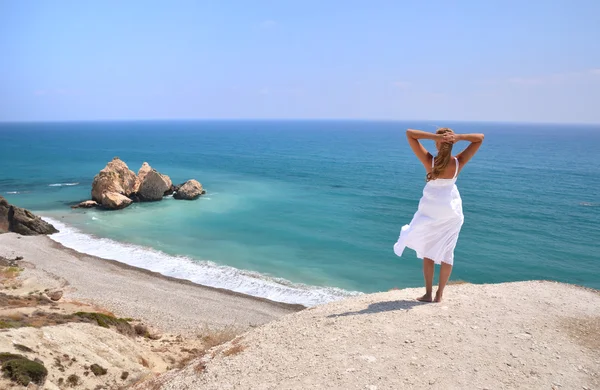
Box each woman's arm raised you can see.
[406,129,441,169]
[455,133,485,169]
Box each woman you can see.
[394,128,484,302]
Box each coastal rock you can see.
[91,157,137,208]
[0,196,9,233]
[164,185,177,197]
[101,192,132,210]
[161,174,173,194]
[136,162,153,190]
[71,200,99,209]
[0,196,59,235]
[138,171,170,201]
[173,180,204,200]
[136,162,173,200]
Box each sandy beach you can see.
[0,233,303,335]
[0,232,304,388]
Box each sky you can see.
[1,1,599,123]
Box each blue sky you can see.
[1,1,599,123]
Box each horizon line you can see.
[1,118,599,126]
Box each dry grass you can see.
[0,308,137,337]
[199,325,242,350]
[4,312,25,321]
[222,343,246,357]
[0,266,22,279]
[133,326,246,389]
[0,292,53,308]
[173,326,244,369]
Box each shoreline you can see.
[42,216,363,307]
[46,236,306,312]
[0,233,304,335]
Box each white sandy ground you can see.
[140,281,600,390]
[0,233,303,335]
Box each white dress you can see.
[394,156,464,265]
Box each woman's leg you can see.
[435,262,453,302]
[417,258,435,302]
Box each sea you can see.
[0,120,598,306]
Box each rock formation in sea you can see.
[82,158,205,210]
[101,192,133,210]
[136,162,172,201]
[173,179,205,200]
[0,196,58,235]
[91,157,138,209]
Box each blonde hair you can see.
[426,128,454,182]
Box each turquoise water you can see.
[1,121,599,305]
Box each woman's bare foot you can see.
[417,294,433,302]
[434,291,443,302]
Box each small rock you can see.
[173,179,204,200]
[48,290,63,301]
[71,200,99,209]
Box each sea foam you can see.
[43,217,362,307]
[48,183,79,187]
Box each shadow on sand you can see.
[326,299,428,318]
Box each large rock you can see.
[136,163,172,201]
[0,196,58,235]
[135,162,153,192]
[91,157,137,207]
[138,171,169,201]
[161,174,173,192]
[101,192,132,210]
[173,180,204,200]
